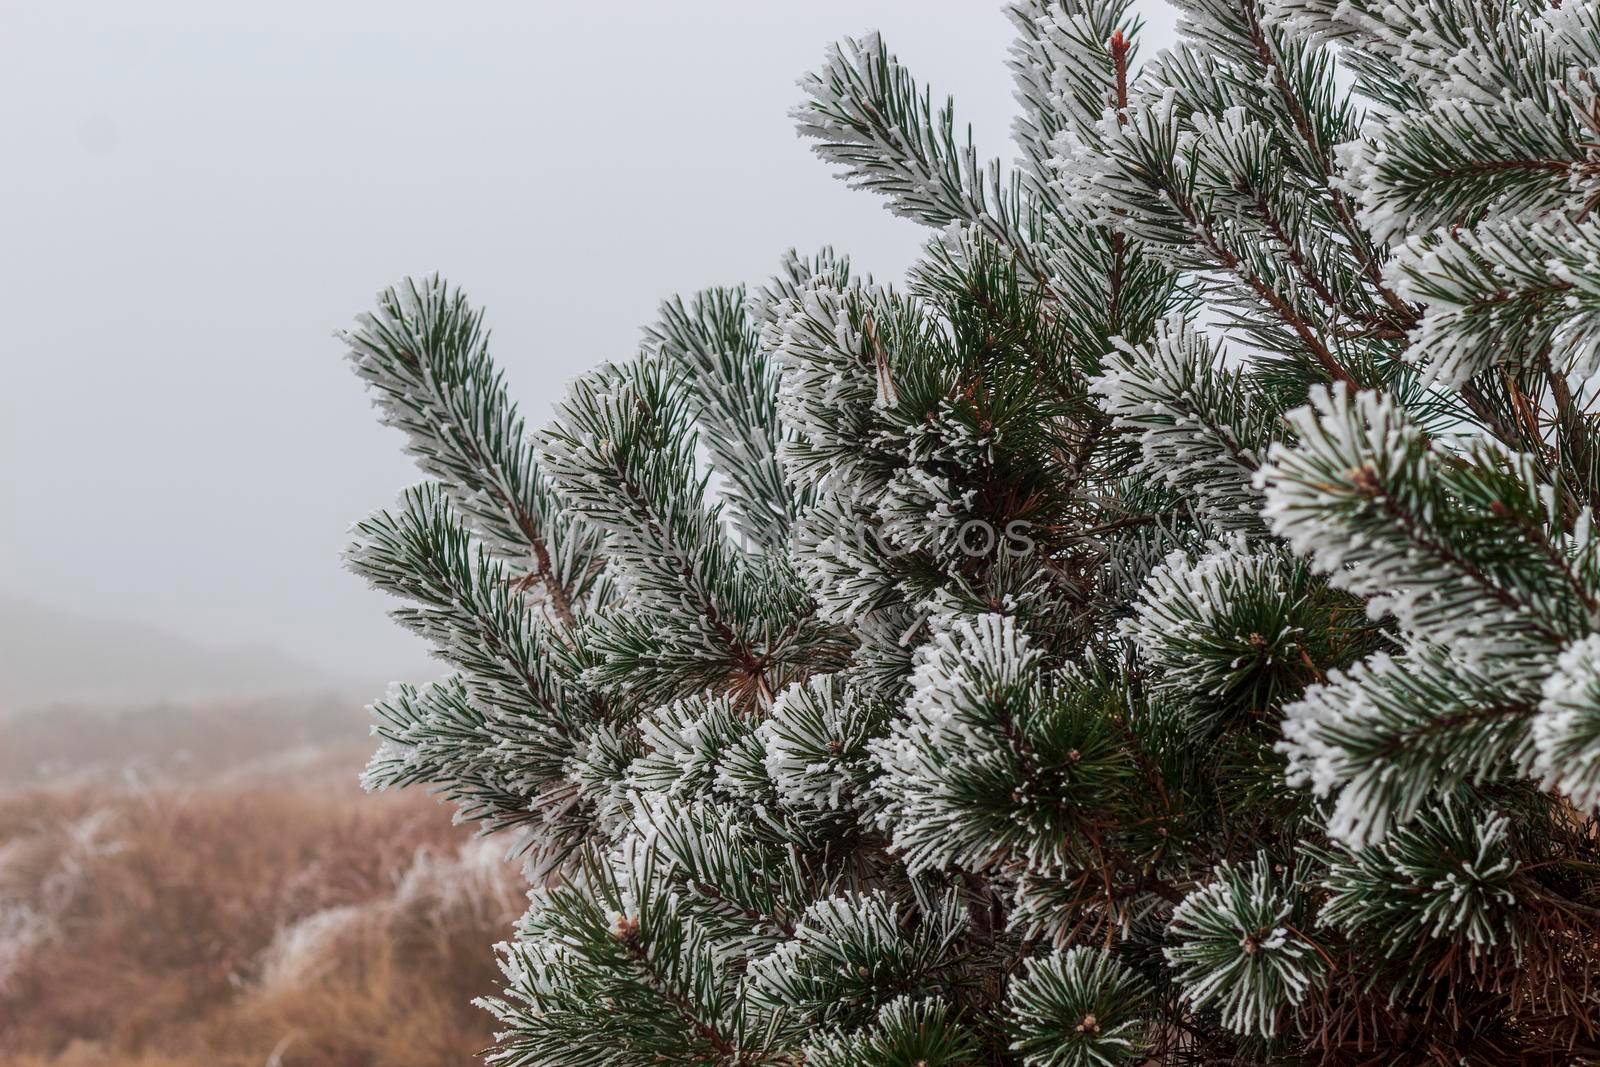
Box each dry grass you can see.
[0,712,526,1067]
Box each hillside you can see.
[0,595,341,714]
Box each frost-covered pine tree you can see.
[341,2,1600,1062]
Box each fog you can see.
[0,1,1176,707]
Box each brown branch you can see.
[613,467,773,703]
[614,920,743,1061]
[1110,31,1130,119]
[1251,192,1409,340]
[1245,10,1420,328]
[520,521,577,627]
[1184,208,1359,387]
[1107,30,1132,338]
[1353,462,1563,641]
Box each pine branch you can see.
[344,277,592,624]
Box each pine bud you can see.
[1345,464,1382,497]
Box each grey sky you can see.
[1,1,1177,698]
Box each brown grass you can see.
[0,726,525,1067]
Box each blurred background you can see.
[0,1,1175,1063]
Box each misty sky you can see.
[1,1,1177,694]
